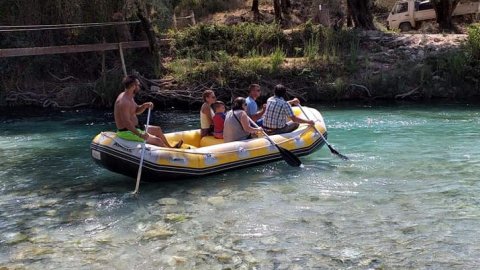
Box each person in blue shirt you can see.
[263,84,314,135]
[245,84,265,126]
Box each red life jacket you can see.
[213,112,225,139]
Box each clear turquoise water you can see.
[1,104,479,269]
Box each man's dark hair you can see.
[273,84,287,99]
[249,84,260,93]
[122,75,139,89]
[211,101,225,112]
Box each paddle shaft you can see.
[249,120,276,146]
[249,118,302,167]
[297,105,349,160]
[133,107,152,195]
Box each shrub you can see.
[169,23,286,59]
[467,23,480,59]
[270,47,285,72]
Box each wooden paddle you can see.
[249,119,302,167]
[133,107,152,195]
[298,105,349,161]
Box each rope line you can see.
[99,126,313,156]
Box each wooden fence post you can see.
[173,13,177,30]
[317,4,331,27]
[102,38,106,86]
[118,42,127,76]
[190,11,196,25]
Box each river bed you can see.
[1,104,479,269]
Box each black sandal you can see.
[174,140,183,148]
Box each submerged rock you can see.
[30,234,51,244]
[207,196,225,206]
[142,225,175,240]
[216,253,232,263]
[261,236,279,245]
[157,198,178,205]
[5,232,29,245]
[217,189,232,196]
[13,246,54,260]
[168,255,187,266]
[45,210,57,216]
[165,213,189,223]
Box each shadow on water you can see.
[106,159,326,196]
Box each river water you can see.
[0,104,479,269]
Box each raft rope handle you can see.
[100,124,314,155]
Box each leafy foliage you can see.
[169,23,286,59]
[467,23,480,59]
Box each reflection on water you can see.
[1,105,480,269]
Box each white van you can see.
[387,0,480,31]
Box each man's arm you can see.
[250,107,265,122]
[287,98,300,106]
[135,102,153,115]
[291,115,315,126]
[284,100,314,126]
[247,102,266,122]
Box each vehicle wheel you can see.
[399,22,412,32]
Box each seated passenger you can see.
[212,101,226,139]
[262,84,314,135]
[114,75,182,148]
[245,83,265,126]
[223,97,263,143]
[200,89,216,137]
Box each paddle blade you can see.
[327,144,349,161]
[276,145,302,167]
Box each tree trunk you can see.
[252,0,259,13]
[346,0,375,30]
[273,0,283,22]
[346,2,353,27]
[281,0,291,12]
[252,0,261,20]
[135,3,165,75]
[431,0,460,30]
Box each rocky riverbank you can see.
[2,29,479,109]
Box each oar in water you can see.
[249,119,303,167]
[297,105,349,161]
[133,107,152,195]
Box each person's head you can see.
[212,101,225,113]
[202,89,216,104]
[273,84,287,99]
[123,75,140,94]
[232,97,247,111]
[248,84,261,99]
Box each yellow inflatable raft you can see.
[90,106,327,180]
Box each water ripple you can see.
[1,105,480,268]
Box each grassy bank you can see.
[1,22,480,108]
[160,22,480,105]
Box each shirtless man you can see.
[114,75,182,148]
